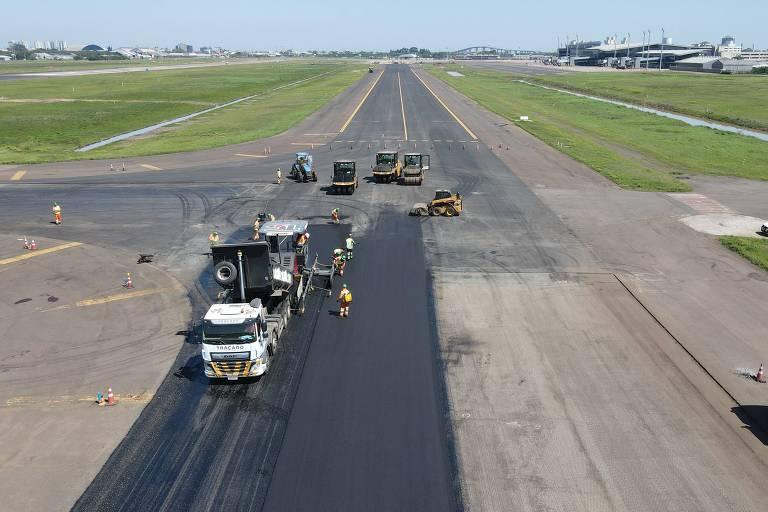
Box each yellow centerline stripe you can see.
[10,170,27,181]
[0,242,82,266]
[75,287,179,307]
[411,70,478,140]
[139,164,162,171]
[339,70,385,133]
[398,72,409,141]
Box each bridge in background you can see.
[453,46,544,59]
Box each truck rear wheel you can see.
[298,297,306,316]
[213,261,238,286]
[270,331,278,351]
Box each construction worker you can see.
[276,168,282,184]
[208,231,220,247]
[52,202,62,225]
[331,207,340,224]
[345,234,355,260]
[333,249,346,276]
[296,231,309,247]
[337,284,352,318]
[253,218,261,240]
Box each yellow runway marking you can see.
[290,142,326,146]
[397,72,408,141]
[139,164,162,171]
[75,287,180,308]
[10,170,27,181]
[0,242,82,266]
[339,70,384,133]
[411,70,478,140]
[4,392,154,407]
[234,153,268,158]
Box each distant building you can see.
[175,43,193,53]
[739,51,768,61]
[718,35,742,58]
[115,48,138,58]
[81,44,105,52]
[558,36,713,68]
[671,56,759,74]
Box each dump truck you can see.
[372,150,402,183]
[410,190,463,216]
[290,152,317,182]
[332,160,359,194]
[201,220,332,381]
[401,153,430,185]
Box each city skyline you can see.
[2,0,766,52]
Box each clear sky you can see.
[4,0,767,51]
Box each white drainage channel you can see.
[516,80,768,143]
[75,72,331,152]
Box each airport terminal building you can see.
[558,37,714,68]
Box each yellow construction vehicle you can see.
[372,150,402,183]
[410,190,463,217]
[332,160,359,195]
[401,153,430,185]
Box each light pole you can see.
[659,27,665,70]
[627,32,631,62]
[647,29,651,70]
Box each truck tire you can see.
[213,261,237,286]
[433,206,447,216]
[298,297,306,316]
[270,331,278,351]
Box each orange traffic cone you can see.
[107,387,115,405]
[124,273,133,288]
[29,239,37,251]
[756,363,766,383]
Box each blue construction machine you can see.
[290,152,317,182]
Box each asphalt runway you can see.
[3,63,768,512]
[46,64,460,511]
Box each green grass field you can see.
[427,66,768,192]
[0,58,224,74]
[527,72,768,132]
[0,62,363,163]
[720,236,768,272]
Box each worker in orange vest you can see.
[337,284,352,318]
[331,207,340,224]
[52,202,62,225]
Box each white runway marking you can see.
[667,193,733,214]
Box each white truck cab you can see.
[201,300,273,380]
